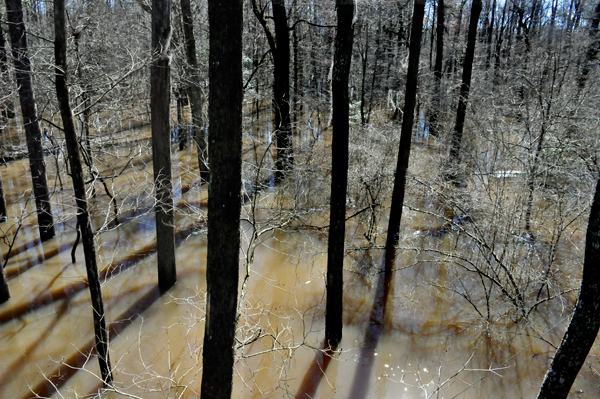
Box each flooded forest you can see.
[1,0,600,398]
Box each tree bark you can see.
[292,2,303,127]
[384,0,426,273]
[448,0,482,171]
[251,0,293,181]
[151,0,176,292]
[200,0,243,397]
[0,20,15,122]
[272,0,292,180]
[181,0,209,183]
[54,0,113,384]
[578,1,600,89]
[325,0,354,349]
[485,0,496,68]
[0,258,8,303]
[176,91,185,151]
[537,176,600,399]
[5,0,55,242]
[0,170,6,222]
[360,24,369,125]
[429,0,445,137]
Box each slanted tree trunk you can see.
[151,0,176,291]
[448,0,482,174]
[200,0,243,396]
[429,0,445,137]
[54,0,112,384]
[385,0,426,271]
[537,176,600,399]
[251,0,293,181]
[5,0,55,242]
[181,0,209,182]
[325,0,355,349]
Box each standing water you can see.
[0,115,597,399]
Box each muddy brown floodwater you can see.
[0,116,597,399]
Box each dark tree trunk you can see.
[181,0,208,183]
[272,0,292,180]
[251,0,293,181]
[537,177,600,399]
[524,120,548,235]
[430,1,436,69]
[325,0,355,349]
[0,166,6,222]
[292,1,303,127]
[429,0,445,138]
[384,0,426,274]
[0,21,15,122]
[200,0,243,397]
[485,0,496,68]
[5,0,55,242]
[177,92,185,151]
[448,0,483,171]
[578,1,600,89]
[54,0,113,384]
[0,257,8,303]
[151,0,176,291]
[366,22,380,124]
[493,0,508,76]
[447,0,467,76]
[360,24,369,125]
[73,32,92,162]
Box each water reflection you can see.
[0,115,597,399]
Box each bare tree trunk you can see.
[5,0,55,242]
[385,0,426,276]
[0,258,8,303]
[360,24,369,125]
[485,0,496,68]
[325,0,355,349]
[151,0,176,291]
[366,21,381,124]
[0,170,6,222]
[578,1,600,89]
[272,0,292,180]
[177,92,185,151]
[181,0,209,183]
[251,0,293,181]
[292,2,303,128]
[54,0,113,384]
[200,0,242,396]
[448,0,467,76]
[537,176,600,399]
[493,0,508,77]
[448,0,482,173]
[429,0,445,137]
[0,20,14,122]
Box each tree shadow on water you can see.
[346,250,395,399]
[295,249,395,398]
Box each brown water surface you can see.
[0,117,597,399]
